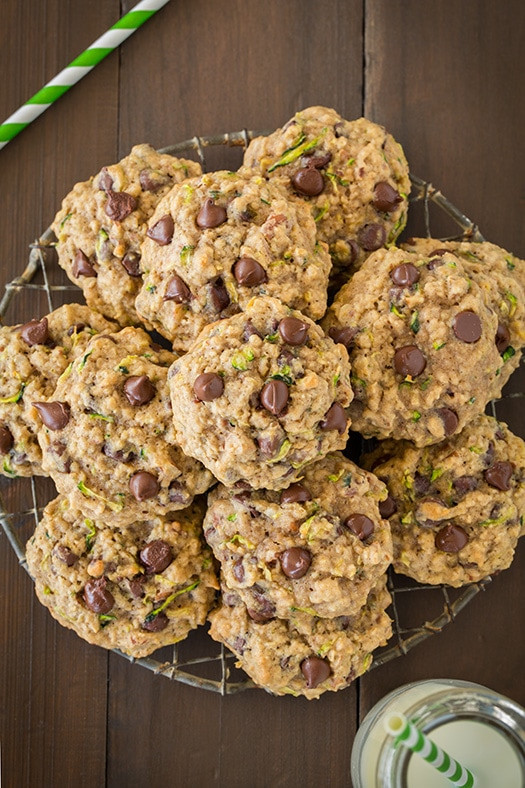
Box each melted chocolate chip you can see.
[257,433,283,457]
[98,168,113,191]
[247,591,275,623]
[0,425,14,454]
[390,263,420,287]
[320,403,347,434]
[168,480,190,504]
[105,190,137,222]
[242,320,262,341]
[453,311,482,343]
[305,151,332,169]
[393,345,427,377]
[357,223,386,251]
[193,372,224,401]
[452,475,479,496]
[343,513,374,540]
[143,612,169,632]
[164,274,191,303]
[72,250,97,278]
[196,198,227,229]
[147,214,174,245]
[102,444,136,463]
[280,547,312,579]
[139,169,169,192]
[33,401,70,430]
[233,558,245,583]
[121,251,141,277]
[124,375,155,406]
[232,257,267,286]
[129,576,146,598]
[435,524,468,553]
[20,317,49,347]
[413,473,431,497]
[428,248,448,258]
[484,461,513,491]
[379,495,397,518]
[300,656,331,688]
[209,279,230,312]
[139,539,173,573]
[129,471,159,501]
[291,167,325,196]
[495,322,511,354]
[280,483,311,505]
[373,181,402,212]
[278,317,309,346]
[55,544,78,566]
[436,408,459,436]
[83,577,114,614]
[67,323,85,336]
[328,326,357,349]
[260,379,289,416]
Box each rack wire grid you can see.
[2,129,522,695]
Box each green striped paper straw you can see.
[0,0,170,150]
[383,712,476,788]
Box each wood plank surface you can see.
[0,1,523,787]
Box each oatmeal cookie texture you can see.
[323,246,505,446]
[204,453,392,619]
[168,297,353,489]
[362,415,525,586]
[136,169,332,351]
[35,327,213,523]
[26,496,218,658]
[0,304,116,477]
[52,144,201,327]
[209,578,392,699]
[242,106,410,279]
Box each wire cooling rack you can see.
[2,129,519,695]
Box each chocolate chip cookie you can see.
[242,106,410,280]
[323,246,505,446]
[36,327,213,522]
[0,304,117,477]
[168,297,353,489]
[26,495,219,658]
[135,169,332,351]
[53,144,201,327]
[362,415,525,586]
[204,453,392,619]
[209,578,392,699]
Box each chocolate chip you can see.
[278,317,309,346]
[166,481,188,504]
[102,444,135,463]
[124,375,155,406]
[453,476,479,496]
[435,524,468,553]
[139,539,173,573]
[291,167,325,196]
[281,483,311,505]
[147,214,174,245]
[233,257,267,286]
[33,401,70,430]
[121,251,141,277]
[193,372,224,401]
[320,403,347,434]
[343,513,374,540]
[305,151,332,169]
[0,425,14,454]
[390,263,420,287]
[67,323,85,336]
[453,311,482,343]
[83,577,114,614]
[357,223,386,251]
[233,558,245,583]
[484,461,513,491]
[247,591,275,623]
[129,471,159,501]
[105,190,137,222]
[373,181,402,212]
[257,433,283,457]
[196,198,227,229]
[495,322,511,354]
[242,320,262,341]
[20,317,49,346]
[139,168,169,192]
[483,440,495,468]
[436,408,459,436]
[260,379,289,416]
[393,345,427,377]
[129,576,146,598]
[280,547,312,579]
[55,544,78,566]
[72,250,97,278]
[328,326,357,348]
[300,656,331,688]
[98,168,113,191]
[209,279,230,312]
[143,612,169,632]
[247,608,274,623]
[379,495,397,518]
[232,636,246,654]
[428,248,448,258]
[413,473,431,497]
[164,274,191,303]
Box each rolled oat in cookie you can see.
[136,169,332,351]
[35,326,213,523]
[242,106,410,282]
[168,296,353,490]
[362,415,525,586]
[323,246,504,446]
[52,144,201,327]
[26,495,218,658]
[208,577,392,699]
[0,303,117,477]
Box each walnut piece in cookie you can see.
[204,452,392,619]
[168,297,353,490]
[362,415,525,586]
[52,144,202,327]
[136,169,332,351]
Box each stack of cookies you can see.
[1,108,523,698]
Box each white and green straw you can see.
[0,0,170,150]
[383,712,476,788]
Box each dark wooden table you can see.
[1,2,524,786]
